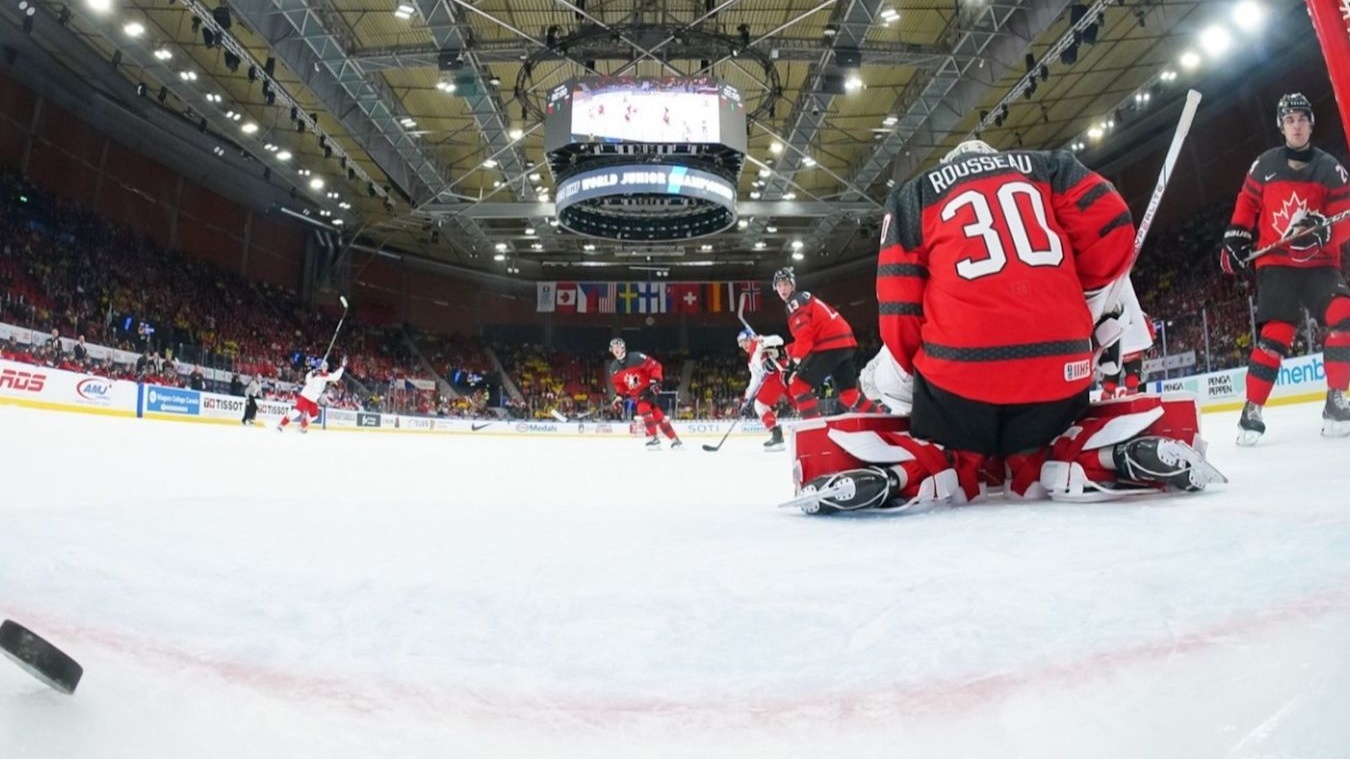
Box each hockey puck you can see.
[0,620,84,694]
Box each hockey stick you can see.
[701,418,741,452]
[1244,209,1350,263]
[1093,90,1201,372]
[320,295,350,367]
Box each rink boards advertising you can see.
[0,355,1333,436]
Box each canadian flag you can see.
[555,283,578,313]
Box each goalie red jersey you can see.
[878,149,1134,405]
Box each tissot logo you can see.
[471,422,492,431]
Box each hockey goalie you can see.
[785,141,1226,515]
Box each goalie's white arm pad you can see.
[860,345,914,415]
[1087,275,1150,361]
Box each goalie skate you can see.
[783,467,895,515]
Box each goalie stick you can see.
[1094,89,1201,373]
[1243,209,1350,263]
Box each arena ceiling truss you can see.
[3,0,1292,283]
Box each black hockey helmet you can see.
[772,267,795,288]
[1276,92,1314,128]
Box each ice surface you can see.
[3,402,1350,758]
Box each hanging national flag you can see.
[636,282,667,313]
[735,281,762,312]
[555,282,579,314]
[537,282,556,313]
[616,282,643,314]
[668,282,702,313]
[578,282,617,313]
[705,281,726,312]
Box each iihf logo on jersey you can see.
[1272,192,1310,239]
[625,374,642,389]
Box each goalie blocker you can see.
[786,394,1226,515]
[0,619,84,694]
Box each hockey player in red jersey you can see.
[773,267,878,418]
[786,140,1224,514]
[608,338,682,450]
[1219,93,1350,444]
[278,356,346,433]
[736,328,791,451]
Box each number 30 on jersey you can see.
[941,180,1064,280]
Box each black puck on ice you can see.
[0,619,83,694]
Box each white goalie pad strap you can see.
[1040,461,1158,503]
[827,429,918,465]
[1077,406,1166,451]
[905,469,962,507]
[860,345,914,415]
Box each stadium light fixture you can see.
[844,75,864,92]
[791,240,804,250]
[749,191,761,199]
[792,251,805,261]
[493,253,506,261]
[524,227,535,235]
[241,122,258,134]
[1199,25,1231,57]
[528,173,542,182]
[880,8,900,24]
[394,4,414,20]
[508,127,524,140]
[123,21,145,37]
[1087,126,1104,140]
[737,219,749,229]
[154,48,172,61]
[276,151,292,161]
[783,192,797,200]
[769,141,783,155]
[86,0,112,14]
[1179,50,1201,69]
[483,159,498,169]
[802,156,816,167]
[1232,1,1264,32]
[754,241,767,250]
[494,242,508,252]
[309,177,324,190]
[766,226,778,233]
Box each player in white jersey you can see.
[278,356,346,433]
[736,329,791,451]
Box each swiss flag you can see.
[668,283,702,313]
[555,282,578,314]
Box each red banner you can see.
[1306,0,1350,152]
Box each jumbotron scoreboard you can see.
[544,77,748,242]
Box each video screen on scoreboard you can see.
[544,77,747,154]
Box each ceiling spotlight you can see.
[276,150,292,161]
[753,241,766,250]
[179,71,198,82]
[436,81,457,93]
[700,244,713,252]
[332,219,344,226]
[791,240,804,250]
[1233,1,1265,32]
[766,226,778,233]
[241,122,258,134]
[394,4,414,19]
[528,172,542,182]
[483,159,498,168]
[86,0,112,13]
[783,192,797,200]
[737,219,749,229]
[494,242,508,252]
[508,127,524,140]
[882,115,898,127]
[749,191,761,199]
[400,117,416,128]
[1179,50,1201,69]
[1087,126,1104,139]
[1199,25,1231,57]
[493,253,506,262]
[769,141,783,155]
[880,8,900,23]
[583,243,596,251]
[791,251,805,261]
[123,21,145,37]
[844,75,864,92]
[309,177,324,190]
[154,48,173,61]
[524,227,535,235]
[801,156,816,167]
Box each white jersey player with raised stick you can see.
[278,356,346,433]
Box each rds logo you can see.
[0,368,46,392]
[77,377,112,401]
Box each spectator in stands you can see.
[229,373,244,396]
[72,334,87,364]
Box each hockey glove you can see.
[1288,210,1331,250]
[740,400,757,419]
[782,360,801,388]
[1220,225,1252,274]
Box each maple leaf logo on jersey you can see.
[1272,193,1310,239]
[625,374,642,389]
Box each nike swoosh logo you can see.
[1265,173,1277,181]
[471,423,492,431]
